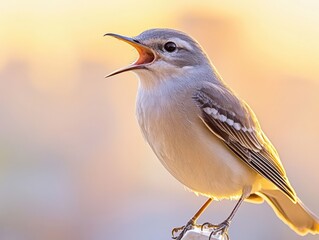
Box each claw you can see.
[213,220,230,235]
[200,220,230,240]
[171,219,197,240]
[171,225,185,239]
[200,222,219,231]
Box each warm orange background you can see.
[1,1,318,240]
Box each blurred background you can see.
[1,1,319,239]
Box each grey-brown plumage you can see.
[105,28,319,236]
[192,83,296,201]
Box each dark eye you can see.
[164,42,177,52]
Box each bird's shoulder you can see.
[192,82,258,140]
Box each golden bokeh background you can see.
[1,1,318,239]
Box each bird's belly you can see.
[140,113,259,200]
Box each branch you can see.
[181,227,227,240]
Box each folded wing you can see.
[192,82,296,202]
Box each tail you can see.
[259,189,319,235]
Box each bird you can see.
[105,28,319,239]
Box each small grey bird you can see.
[105,28,319,238]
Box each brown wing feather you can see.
[193,83,297,202]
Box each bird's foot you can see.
[172,219,200,240]
[201,220,230,240]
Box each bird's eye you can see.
[164,42,177,52]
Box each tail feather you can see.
[259,189,319,235]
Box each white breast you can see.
[136,80,259,200]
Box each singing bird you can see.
[105,29,319,239]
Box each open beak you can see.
[104,33,156,78]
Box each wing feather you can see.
[193,83,297,202]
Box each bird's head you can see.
[105,29,211,87]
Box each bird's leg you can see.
[201,187,251,239]
[172,198,213,240]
